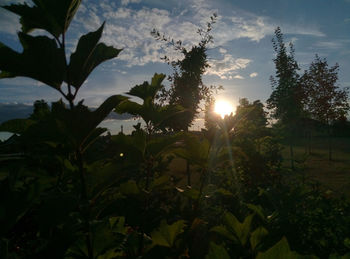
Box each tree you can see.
[267,27,303,170]
[152,14,217,131]
[300,55,349,160]
[234,98,268,139]
[30,100,50,121]
[267,27,303,124]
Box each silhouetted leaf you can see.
[127,73,165,101]
[0,118,35,134]
[68,22,122,89]
[3,0,81,37]
[0,33,65,89]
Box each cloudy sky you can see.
[0,0,350,110]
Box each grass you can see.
[167,136,350,199]
[282,136,350,198]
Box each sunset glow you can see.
[214,100,234,118]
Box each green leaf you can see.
[210,225,238,243]
[0,118,35,134]
[0,34,65,89]
[205,242,230,259]
[151,220,186,248]
[247,203,267,222]
[3,0,81,37]
[114,99,143,117]
[250,227,268,250]
[109,216,127,235]
[224,212,253,246]
[119,180,139,195]
[256,237,314,259]
[68,22,122,89]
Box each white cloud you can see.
[121,0,141,6]
[314,40,350,50]
[219,48,227,53]
[233,75,244,79]
[206,54,251,79]
[249,72,258,78]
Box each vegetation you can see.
[0,1,349,259]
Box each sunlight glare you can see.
[214,100,234,118]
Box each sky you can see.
[0,0,350,111]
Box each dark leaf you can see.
[3,0,81,37]
[68,23,122,89]
[0,33,65,89]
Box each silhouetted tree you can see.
[267,27,303,169]
[234,98,267,139]
[152,14,217,131]
[300,55,349,160]
[30,100,50,121]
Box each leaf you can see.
[224,212,253,246]
[68,22,122,89]
[0,118,35,134]
[3,0,81,37]
[151,220,186,248]
[109,216,127,235]
[205,242,230,259]
[256,237,291,259]
[127,73,165,101]
[247,203,267,222]
[119,180,139,195]
[250,227,268,250]
[256,237,314,259]
[0,34,65,89]
[114,99,143,116]
[210,225,238,243]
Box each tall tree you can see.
[300,55,349,160]
[267,27,303,124]
[152,14,217,131]
[267,27,303,169]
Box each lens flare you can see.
[214,100,234,118]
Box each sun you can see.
[214,100,234,118]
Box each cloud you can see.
[233,75,244,79]
[121,0,141,6]
[249,72,258,78]
[314,40,350,50]
[206,54,251,79]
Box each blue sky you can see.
[0,0,350,110]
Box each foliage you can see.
[0,2,349,259]
[152,14,219,131]
[267,27,303,124]
[300,55,349,126]
[115,73,184,134]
